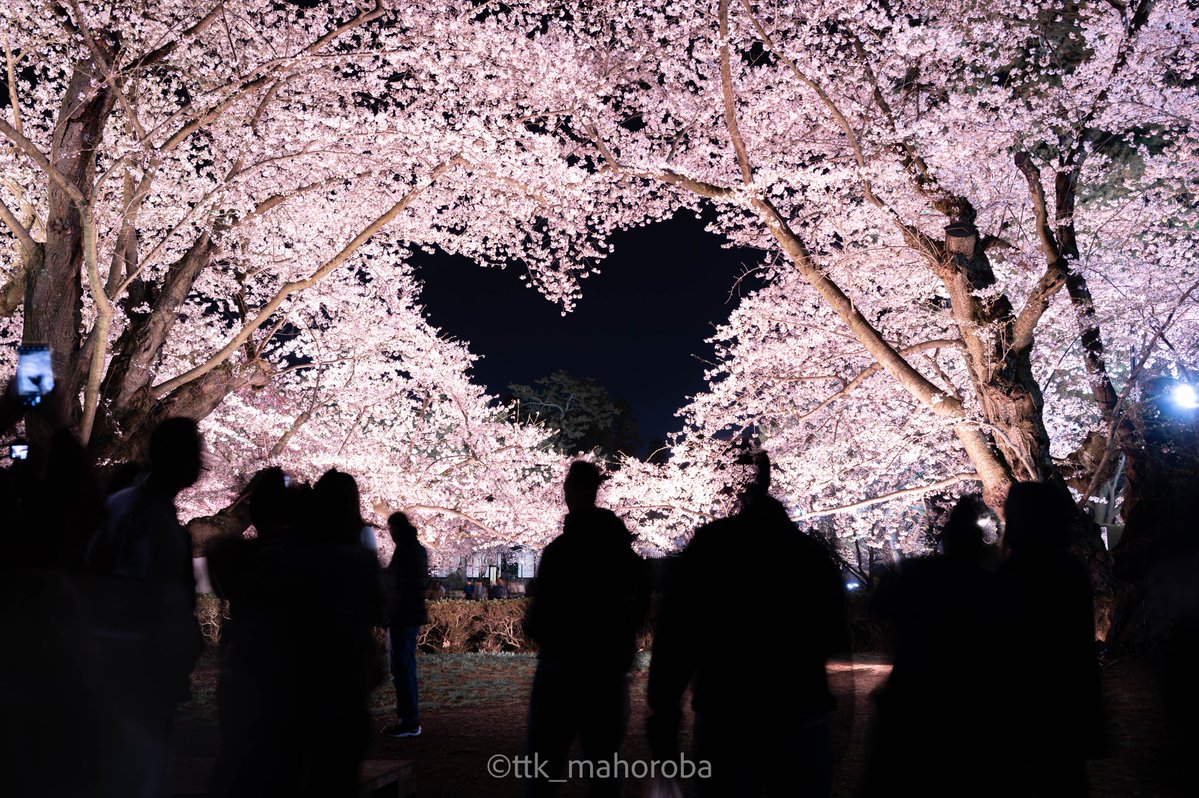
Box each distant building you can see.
[447,544,539,582]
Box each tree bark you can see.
[99,232,214,411]
[933,219,1056,484]
[91,359,273,468]
[24,51,115,397]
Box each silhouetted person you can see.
[275,470,385,797]
[206,467,296,797]
[1000,482,1103,798]
[863,495,1015,797]
[382,511,429,738]
[0,382,118,797]
[523,461,650,797]
[490,577,509,599]
[86,416,206,798]
[647,450,847,798]
[314,467,379,556]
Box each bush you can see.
[196,593,229,651]
[193,591,890,657]
[422,599,531,653]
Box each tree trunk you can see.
[91,359,273,468]
[24,53,115,398]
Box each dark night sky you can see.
[416,212,765,454]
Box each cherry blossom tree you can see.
[3,0,1196,620]
[480,0,1199,625]
[0,0,617,466]
[0,0,628,563]
[184,261,567,567]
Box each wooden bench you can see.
[173,756,415,797]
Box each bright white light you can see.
[1172,383,1199,410]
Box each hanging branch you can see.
[798,473,981,520]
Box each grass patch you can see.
[368,652,539,716]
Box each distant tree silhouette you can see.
[509,371,640,458]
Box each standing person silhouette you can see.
[382,511,429,738]
[0,379,117,797]
[523,461,650,797]
[286,469,385,796]
[864,495,1015,797]
[1000,481,1103,798]
[647,449,848,798]
[314,468,380,556]
[86,417,206,798]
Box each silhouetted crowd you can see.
[0,386,403,798]
[1,383,1196,798]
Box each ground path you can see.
[176,654,1183,797]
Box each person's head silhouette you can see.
[313,468,366,544]
[564,460,604,513]
[1003,481,1073,555]
[147,417,203,496]
[246,467,290,539]
[732,446,772,512]
[941,494,986,559]
[388,511,419,545]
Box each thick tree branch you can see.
[0,195,36,253]
[752,198,964,417]
[616,503,716,522]
[852,38,940,198]
[953,423,1014,511]
[1012,150,1071,351]
[0,238,41,317]
[129,3,227,70]
[0,117,88,206]
[79,207,114,445]
[68,0,150,143]
[3,34,24,138]
[795,339,963,422]
[102,232,214,411]
[718,0,754,185]
[152,155,464,397]
[798,472,981,520]
[740,0,940,258]
[268,394,316,459]
[401,504,503,540]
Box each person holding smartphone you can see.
[0,361,118,797]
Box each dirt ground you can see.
[177,653,1186,797]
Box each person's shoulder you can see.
[593,506,624,524]
[540,533,569,559]
[104,482,142,515]
[685,517,740,550]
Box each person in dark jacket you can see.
[647,449,848,798]
[85,417,206,798]
[206,467,299,798]
[1000,481,1103,798]
[523,460,650,797]
[382,511,429,738]
[863,495,1015,797]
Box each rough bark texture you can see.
[24,52,115,395]
[99,232,214,410]
[91,359,273,468]
[934,215,1055,483]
